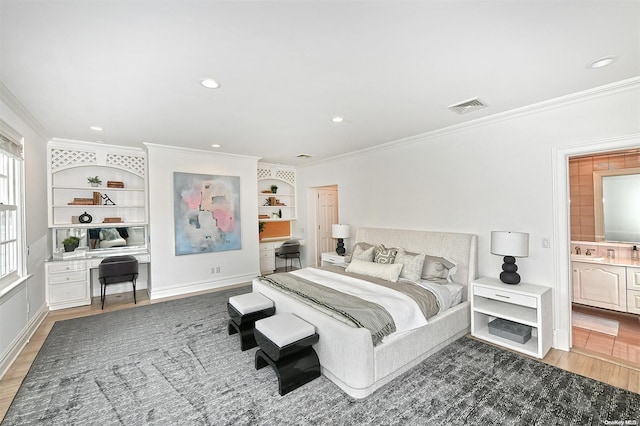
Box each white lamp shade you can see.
[491,231,529,257]
[332,224,350,239]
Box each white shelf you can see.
[53,186,144,191]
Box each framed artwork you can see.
[173,172,241,255]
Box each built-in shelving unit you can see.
[48,139,148,228]
[257,163,296,222]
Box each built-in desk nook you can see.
[46,139,150,310]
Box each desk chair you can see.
[276,240,302,272]
[98,255,138,309]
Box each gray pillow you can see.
[374,244,398,264]
[423,255,457,282]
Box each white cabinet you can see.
[257,163,296,221]
[471,277,552,359]
[48,139,147,228]
[572,262,627,312]
[626,266,640,314]
[46,260,90,310]
[260,242,276,274]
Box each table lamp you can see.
[331,224,350,255]
[491,231,529,284]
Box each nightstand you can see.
[470,277,552,359]
[321,252,351,267]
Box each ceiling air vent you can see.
[448,97,488,115]
[296,154,313,159]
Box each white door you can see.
[316,187,338,264]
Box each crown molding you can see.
[299,76,640,168]
[0,82,51,141]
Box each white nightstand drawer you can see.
[474,285,537,308]
[323,253,344,263]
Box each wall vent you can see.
[296,154,313,158]
[448,97,488,115]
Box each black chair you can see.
[98,255,139,309]
[276,240,302,272]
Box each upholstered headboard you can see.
[354,227,478,299]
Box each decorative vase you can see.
[91,183,99,187]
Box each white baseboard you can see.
[149,272,255,301]
[0,302,48,379]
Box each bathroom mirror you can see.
[594,168,640,243]
[54,226,147,253]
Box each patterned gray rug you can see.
[3,286,639,425]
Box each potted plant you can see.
[87,176,102,187]
[270,184,278,194]
[62,236,80,252]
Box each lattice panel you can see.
[275,169,295,185]
[257,168,272,180]
[51,149,97,171]
[107,153,145,176]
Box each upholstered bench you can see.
[254,313,320,396]
[227,292,275,351]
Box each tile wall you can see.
[569,150,640,242]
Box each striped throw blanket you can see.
[259,272,396,345]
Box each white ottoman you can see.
[227,292,275,351]
[254,313,320,396]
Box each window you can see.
[0,120,24,289]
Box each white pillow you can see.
[395,248,426,282]
[346,258,403,282]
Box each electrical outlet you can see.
[542,238,550,248]
[215,266,221,273]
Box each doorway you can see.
[313,185,338,266]
[553,135,639,353]
[567,148,640,367]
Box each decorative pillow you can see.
[352,242,375,262]
[99,228,121,241]
[422,255,458,282]
[346,258,403,282]
[374,244,398,264]
[394,248,426,282]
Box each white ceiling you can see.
[1,1,639,165]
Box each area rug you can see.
[573,311,620,336]
[3,286,639,426]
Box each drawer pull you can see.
[495,294,510,299]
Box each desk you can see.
[46,251,150,310]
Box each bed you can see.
[252,227,478,398]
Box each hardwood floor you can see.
[1,291,639,422]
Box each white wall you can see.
[294,78,640,350]
[0,89,50,376]
[145,143,260,300]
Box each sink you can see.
[571,254,605,262]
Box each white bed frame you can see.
[252,227,478,398]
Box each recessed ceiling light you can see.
[211,144,221,148]
[89,126,103,132]
[331,116,344,123]
[200,78,221,89]
[589,56,618,69]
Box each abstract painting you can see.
[173,172,241,255]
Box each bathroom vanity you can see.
[572,254,640,314]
